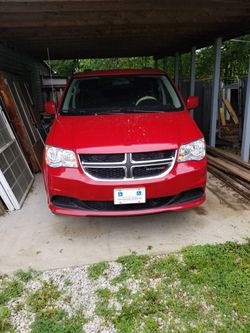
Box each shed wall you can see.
[0,44,49,119]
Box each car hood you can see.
[47,111,203,153]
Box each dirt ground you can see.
[0,173,249,273]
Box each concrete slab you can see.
[0,173,249,274]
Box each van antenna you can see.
[47,47,57,118]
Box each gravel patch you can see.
[4,262,122,333]
[1,243,248,333]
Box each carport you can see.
[0,2,249,222]
[1,0,250,59]
[0,7,250,333]
[1,1,250,158]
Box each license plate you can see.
[114,188,146,205]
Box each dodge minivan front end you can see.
[43,69,206,217]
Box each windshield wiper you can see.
[61,108,144,115]
[60,106,178,116]
[97,109,128,115]
[61,108,95,115]
[123,109,163,113]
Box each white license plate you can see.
[114,188,146,205]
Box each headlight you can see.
[178,138,206,162]
[45,146,78,168]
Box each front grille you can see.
[84,167,125,179]
[132,150,175,161]
[51,188,204,212]
[80,150,176,181]
[132,164,170,179]
[80,153,124,164]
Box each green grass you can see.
[112,254,149,284]
[87,261,108,280]
[0,280,24,306]
[113,288,165,332]
[27,280,61,312]
[0,242,249,332]
[98,242,250,332]
[31,308,86,333]
[0,306,14,332]
[15,268,36,283]
[96,287,112,300]
[95,288,116,322]
[26,280,82,333]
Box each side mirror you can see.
[44,100,56,115]
[186,96,199,110]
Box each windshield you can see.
[60,75,183,115]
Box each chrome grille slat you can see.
[79,150,176,181]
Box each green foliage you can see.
[95,288,116,322]
[78,57,154,72]
[0,242,249,332]
[50,57,154,77]
[96,288,111,300]
[27,280,61,312]
[178,36,250,79]
[94,242,250,332]
[113,288,165,333]
[31,308,85,333]
[0,280,24,305]
[113,254,148,284]
[0,306,14,332]
[15,268,36,283]
[195,46,215,79]
[50,59,80,76]
[50,34,250,80]
[147,255,180,279]
[114,286,131,303]
[144,317,159,333]
[181,242,250,319]
[87,262,108,280]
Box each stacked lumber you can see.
[206,146,250,200]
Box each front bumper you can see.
[43,159,206,217]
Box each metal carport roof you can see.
[1,0,250,59]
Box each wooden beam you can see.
[206,146,250,170]
[1,0,250,14]
[207,155,250,182]
[1,0,250,59]
[219,107,226,126]
[208,165,250,200]
[222,98,239,125]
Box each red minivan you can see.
[43,69,206,216]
